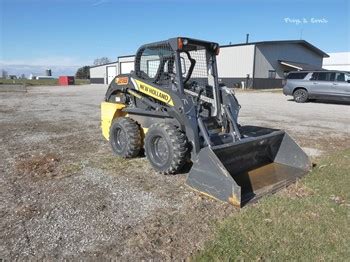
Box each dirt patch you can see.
[302,147,323,158]
[16,153,60,179]
[118,199,234,260]
[0,84,27,92]
[329,195,346,205]
[14,204,42,219]
[281,181,314,199]
[0,107,16,114]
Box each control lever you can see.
[196,88,204,118]
[223,105,242,141]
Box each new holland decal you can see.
[134,79,174,106]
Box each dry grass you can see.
[0,78,90,86]
[281,180,314,199]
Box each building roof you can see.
[118,54,135,59]
[89,55,135,68]
[221,40,329,58]
[89,61,118,69]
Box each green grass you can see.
[195,149,350,261]
[0,78,90,86]
[74,79,91,85]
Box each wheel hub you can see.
[151,136,169,165]
[295,90,305,102]
[115,128,127,151]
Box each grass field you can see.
[0,78,90,86]
[195,149,350,261]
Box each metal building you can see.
[89,40,328,89]
[90,56,134,85]
[90,61,118,84]
[322,52,350,71]
[217,40,328,89]
[118,55,135,75]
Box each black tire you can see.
[109,117,141,158]
[144,123,188,174]
[293,88,308,103]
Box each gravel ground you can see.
[1,85,349,260]
[236,90,350,158]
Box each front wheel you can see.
[144,123,188,174]
[109,117,141,158]
[293,89,308,103]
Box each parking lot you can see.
[1,85,349,260]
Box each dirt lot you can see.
[1,85,349,260]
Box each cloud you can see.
[91,0,110,6]
[0,56,91,77]
[0,56,91,67]
[0,64,80,77]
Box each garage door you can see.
[120,62,134,74]
[107,66,117,85]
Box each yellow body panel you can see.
[101,102,126,140]
[134,79,174,106]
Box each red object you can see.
[59,76,75,85]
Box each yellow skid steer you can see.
[101,37,311,207]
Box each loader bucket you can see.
[186,130,311,207]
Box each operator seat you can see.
[157,58,176,87]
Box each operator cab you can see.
[134,37,221,117]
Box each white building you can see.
[90,40,329,89]
[90,56,134,85]
[322,52,350,71]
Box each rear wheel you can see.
[110,117,141,158]
[144,123,188,174]
[293,88,308,103]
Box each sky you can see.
[0,0,349,76]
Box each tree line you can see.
[75,57,111,79]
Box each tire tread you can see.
[110,117,141,158]
[145,123,188,174]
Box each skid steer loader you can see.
[101,37,311,207]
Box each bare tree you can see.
[93,57,111,66]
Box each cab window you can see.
[137,45,176,84]
[146,59,160,78]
